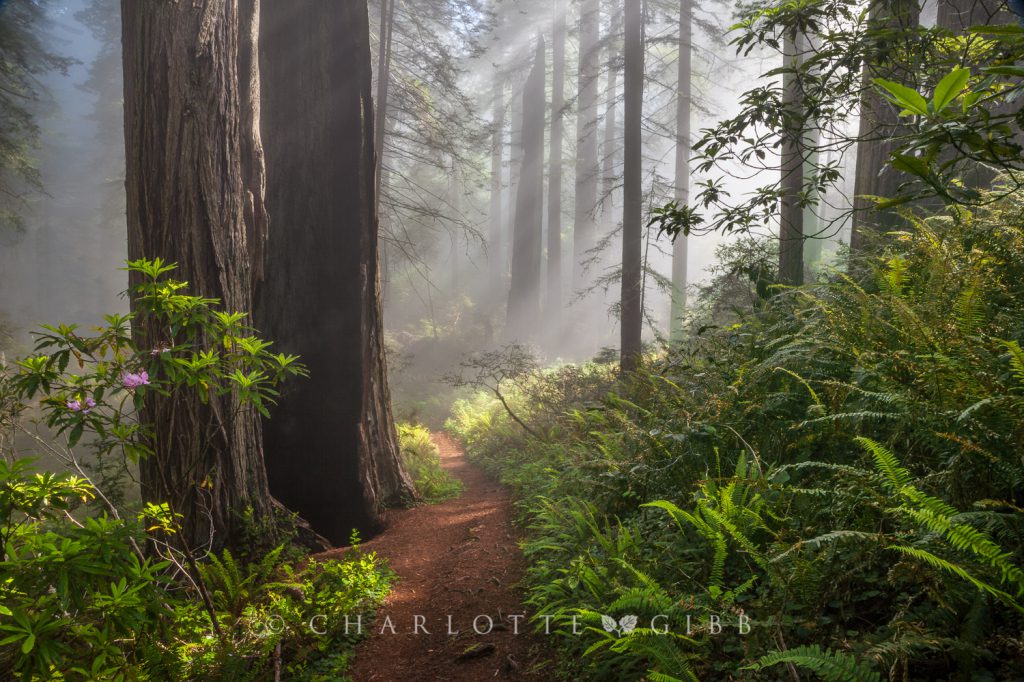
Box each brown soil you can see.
[323,433,556,682]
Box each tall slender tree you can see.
[601,3,621,220]
[620,0,643,372]
[490,78,506,300]
[574,0,601,288]
[374,0,396,215]
[121,0,274,551]
[257,0,415,544]
[507,37,546,338]
[547,4,566,333]
[669,0,691,341]
[778,28,804,286]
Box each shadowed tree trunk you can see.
[507,37,546,339]
[850,0,919,252]
[121,0,274,551]
[546,5,566,336]
[620,0,643,372]
[257,0,414,544]
[490,78,505,301]
[669,0,691,342]
[779,29,804,286]
[574,0,600,288]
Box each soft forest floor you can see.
[325,434,553,681]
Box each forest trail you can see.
[334,433,553,681]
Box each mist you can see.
[0,0,860,422]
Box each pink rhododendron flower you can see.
[121,370,150,389]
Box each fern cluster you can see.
[447,193,1024,680]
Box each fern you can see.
[855,437,913,489]
[1001,339,1024,385]
[746,644,881,682]
[889,546,1024,612]
[954,282,985,335]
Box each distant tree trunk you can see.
[490,78,505,300]
[802,30,823,278]
[507,37,546,339]
[620,0,643,372]
[937,0,1006,29]
[574,0,600,288]
[802,125,823,273]
[374,0,396,297]
[547,6,566,334]
[121,0,274,551]
[779,29,804,286]
[374,0,395,215]
[257,0,414,544]
[507,74,524,279]
[850,0,919,252]
[601,4,621,219]
[669,0,691,342]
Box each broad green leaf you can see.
[873,78,929,115]
[932,68,970,113]
[984,65,1024,77]
[890,153,931,179]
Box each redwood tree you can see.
[507,37,546,339]
[121,0,273,550]
[574,0,600,288]
[257,0,414,544]
[850,0,919,251]
[490,79,505,300]
[620,0,643,372]
[778,29,804,286]
[669,0,691,341]
[546,5,566,334]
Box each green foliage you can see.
[0,259,383,679]
[448,196,1024,679]
[746,645,881,682]
[0,457,393,680]
[397,423,462,502]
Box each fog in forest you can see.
[0,0,858,421]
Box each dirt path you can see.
[326,433,554,681]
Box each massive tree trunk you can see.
[490,78,505,300]
[546,6,566,336]
[257,0,414,544]
[669,0,690,342]
[573,0,600,288]
[850,0,919,252]
[507,37,546,340]
[620,0,643,372]
[121,0,274,551]
[778,29,804,286]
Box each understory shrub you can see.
[397,422,462,502]
[0,259,391,680]
[447,195,1024,681]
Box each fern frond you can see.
[1000,339,1024,385]
[954,282,985,335]
[857,437,913,490]
[888,545,1024,613]
[745,644,881,682]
